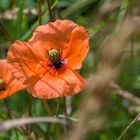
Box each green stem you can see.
[56,98,60,117]
[53,98,60,139]
[28,95,33,116]
[42,100,53,116]
[4,99,19,140]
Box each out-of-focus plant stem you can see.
[37,0,42,25]
[22,0,58,40]
[4,99,19,140]
[42,100,53,116]
[0,23,14,44]
[53,98,61,139]
[28,95,33,116]
[46,0,53,21]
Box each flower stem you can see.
[46,0,53,22]
[56,98,60,117]
[28,95,33,116]
[42,100,53,116]
[53,98,60,139]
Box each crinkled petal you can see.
[29,20,77,52]
[0,59,13,84]
[0,59,25,99]
[27,67,86,99]
[7,40,47,84]
[62,26,90,69]
[0,79,24,99]
[6,20,89,99]
[29,19,89,70]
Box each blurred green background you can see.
[0,0,140,140]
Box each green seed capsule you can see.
[48,49,59,62]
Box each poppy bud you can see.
[0,79,5,92]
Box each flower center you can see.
[0,79,6,92]
[48,49,60,63]
[48,49,64,69]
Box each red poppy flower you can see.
[0,59,25,99]
[7,20,90,99]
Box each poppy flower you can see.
[7,20,90,99]
[0,59,25,99]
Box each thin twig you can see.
[117,113,140,140]
[0,117,66,132]
[46,0,53,21]
[37,0,42,25]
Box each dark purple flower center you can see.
[48,49,65,69]
[48,59,65,69]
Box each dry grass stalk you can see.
[0,117,66,132]
[109,82,140,105]
[64,10,140,140]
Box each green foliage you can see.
[0,0,140,139]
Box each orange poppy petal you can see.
[7,40,47,84]
[0,79,24,99]
[0,59,13,84]
[7,20,89,99]
[0,59,25,99]
[29,19,89,70]
[27,68,86,99]
[29,20,77,52]
[62,26,90,69]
